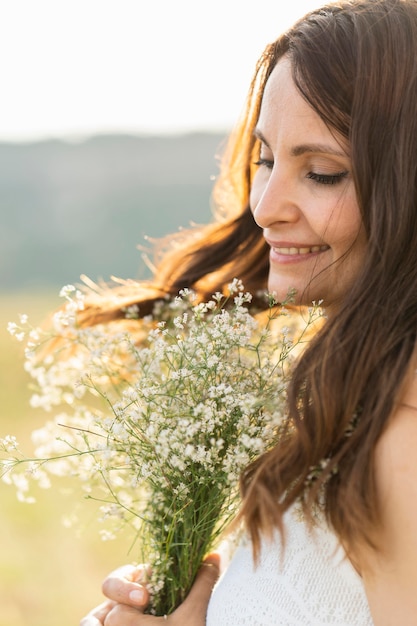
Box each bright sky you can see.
[0,0,329,142]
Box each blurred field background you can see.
[0,133,221,626]
[0,291,134,626]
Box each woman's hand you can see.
[80,554,220,626]
[80,563,149,626]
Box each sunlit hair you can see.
[77,0,417,560]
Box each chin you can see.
[267,282,322,307]
[268,285,300,305]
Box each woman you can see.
[81,1,417,623]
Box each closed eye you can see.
[253,158,274,170]
[307,171,349,185]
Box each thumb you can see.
[172,553,220,624]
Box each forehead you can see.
[261,57,300,112]
[258,57,348,153]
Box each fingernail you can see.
[129,589,145,604]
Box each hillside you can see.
[0,132,226,291]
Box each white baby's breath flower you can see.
[59,284,77,298]
[123,304,140,319]
[7,321,18,335]
[227,278,244,294]
[99,529,117,541]
[0,435,18,452]
[17,491,36,504]
[1,280,323,617]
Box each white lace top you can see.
[206,508,374,625]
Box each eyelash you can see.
[254,159,349,186]
[306,171,349,185]
[253,158,273,169]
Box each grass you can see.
[0,291,134,626]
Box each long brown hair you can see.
[79,0,417,557]
[239,0,417,558]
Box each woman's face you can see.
[250,57,367,309]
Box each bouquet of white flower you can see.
[1,279,322,615]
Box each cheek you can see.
[249,185,259,215]
[324,193,363,249]
[349,225,368,266]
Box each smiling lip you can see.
[273,244,329,255]
[266,241,330,262]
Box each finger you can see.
[104,603,166,626]
[172,553,220,623]
[186,553,221,607]
[105,563,151,584]
[80,600,116,625]
[80,617,102,626]
[102,565,150,607]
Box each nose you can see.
[250,168,300,229]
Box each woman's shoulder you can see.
[362,370,417,623]
[373,368,417,528]
[375,368,417,485]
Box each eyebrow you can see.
[253,128,348,158]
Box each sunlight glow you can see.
[0,0,329,141]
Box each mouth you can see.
[272,245,329,256]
